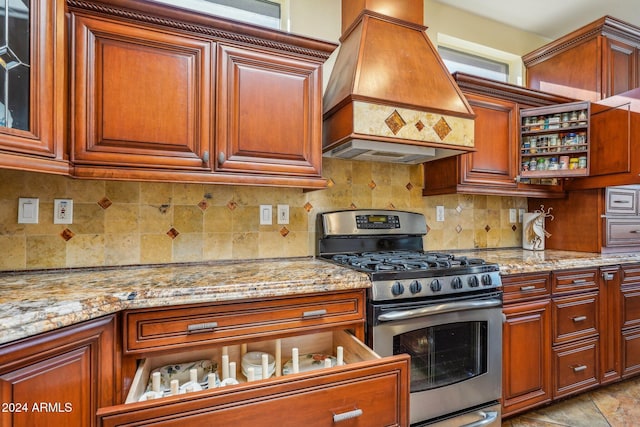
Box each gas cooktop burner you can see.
[331,251,487,273]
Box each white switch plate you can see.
[18,197,39,224]
[259,205,272,225]
[509,208,517,224]
[277,204,289,224]
[519,208,525,223]
[54,199,73,224]
[436,205,445,222]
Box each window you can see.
[150,0,289,31]
[439,46,509,83]
[436,33,523,85]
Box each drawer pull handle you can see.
[187,322,218,332]
[303,309,327,318]
[573,365,587,373]
[520,285,536,291]
[630,230,640,234]
[333,408,363,423]
[603,273,614,281]
[572,316,587,322]
[572,279,587,284]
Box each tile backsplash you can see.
[0,158,527,270]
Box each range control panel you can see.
[355,214,400,229]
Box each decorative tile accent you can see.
[426,224,431,233]
[60,229,75,241]
[433,117,452,140]
[384,110,406,135]
[406,182,414,191]
[198,200,208,211]
[226,200,237,211]
[456,225,463,233]
[97,197,112,209]
[387,203,396,209]
[485,225,491,232]
[350,203,357,209]
[166,228,180,239]
[415,120,425,132]
[512,225,517,231]
[368,180,377,189]
[456,205,463,213]
[303,202,313,212]
[279,227,290,237]
[327,178,335,188]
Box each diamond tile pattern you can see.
[433,117,452,140]
[384,110,407,135]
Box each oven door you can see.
[370,292,502,425]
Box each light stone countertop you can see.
[0,258,370,346]
[2,249,640,346]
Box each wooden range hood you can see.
[322,0,476,164]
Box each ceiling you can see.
[434,0,640,40]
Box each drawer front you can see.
[606,218,640,247]
[622,328,640,378]
[552,268,598,294]
[553,338,599,399]
[502,273,551,303]
[622,264,640,287]
[552,292,599,344]
[622,286,640,329]
[606,187,638,214]
[98,355,410,427]
[124,291,365,353]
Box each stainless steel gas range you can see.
[317,209,503,427]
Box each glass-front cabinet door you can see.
[0,0,66,172]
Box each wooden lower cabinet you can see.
[0,315,117,427]
[621,264,640,378]
[502,298,552,417]
[101,290,409,426]
[553,337,599,398]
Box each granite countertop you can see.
[0,258,370,346]
[3,249,640,347]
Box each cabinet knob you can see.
[202,151,210,163]
[218,151,226,165]
[603,273,614,281]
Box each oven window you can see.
[393,321,488,392]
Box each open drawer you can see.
[98,330,410,426]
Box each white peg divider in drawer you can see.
[292,347,299,374]
[222,354,229,380]
[337,346,344,366]
[229,361,236,379]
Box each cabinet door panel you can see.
[72,14,212,170]
[216,44,322,176]
[458,93,517,188]
[606,39,637,97]
[553,338,599,398]
[502,299,552,417]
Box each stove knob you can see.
[409,280,423,294]
[391,281,405,296]
[451,277,463,289]
[468,275,480,287]
[481,274,493,286]
[430,279,442,292]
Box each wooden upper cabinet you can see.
[70,13,213,172]
[523,16,640,101]
[215,43,323,178]
[0,0,68,174]
[67,0,336,188]
[423,73,571,198]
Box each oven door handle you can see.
[377,299,502,322]
[460,410,499,427]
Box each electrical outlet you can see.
[18,198,39,224]
[259,205,272,225]
[54,199,73,224]
[277,204,289,224]
[519,208,525,223]
[509,208,517,224]
[436,205,445,222]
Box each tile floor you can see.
[502,376,640,426]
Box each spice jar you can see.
[569,158,579,170]
[578,156,587,169]
[537,157,547,171]
[559,155,570,170]
[548,158,559,170]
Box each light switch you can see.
[18,198,39,224]
[259,205,273,225]
[277,204,289,224]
